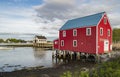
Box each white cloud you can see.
[34,0,120,29]
[0,0,120,38]
[0,8,38,33]
[0,7,61,37]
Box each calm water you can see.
[0,47,55,72]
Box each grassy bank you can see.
[60,57,120,77]
[113,28,120,42]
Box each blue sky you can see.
[0,0,43,8]
[0,0,120,37]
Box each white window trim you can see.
[73,40,77,47]
[100,28,103,36]
[61,40,64,46]
[63,31,66,37]
[86,28,91,36]
[55,41,58,45]
[108,29,110,36]
[73,29,77,36]
[104,17,107,24]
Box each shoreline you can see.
[0,61,96,77]
[1,50,120,77]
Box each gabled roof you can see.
[60,12,105,30]
[35,35,47,39]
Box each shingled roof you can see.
[60,12,105,30]
[35,35,47,39]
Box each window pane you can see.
[63,31,66,37]
[104,17,107,24]
[73,40,77,47]
[61,40,64,46]
[73,29,77,36]
[86,28,91,36]
[100,28,103,36]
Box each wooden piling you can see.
[70,52,73,60]
[63,51,65,59]
[77,52,80,60]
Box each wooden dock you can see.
[33,42,53,49]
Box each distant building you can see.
[33,35,47,47]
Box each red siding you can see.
[59,26,96,54]
[53,39,59,49]
[98,14,112,54]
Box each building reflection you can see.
[33,48,46,59]
[33,48,70,67]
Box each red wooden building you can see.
[54,12,112,55]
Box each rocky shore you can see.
[0,61,96,77]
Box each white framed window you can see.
[55,41,58,44]
[100,28,103,36]
[63,31,66,37]
[61,40,64,46]
[108,29,110,36]
[73,29,77,36]
[86,28,91,36]
[73,40,77,47]
[104,17,107,24]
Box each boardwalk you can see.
[0,43,53,49]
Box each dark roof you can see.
[60,12,105,30]
[35,36,47,39]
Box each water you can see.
[0,47,55,72]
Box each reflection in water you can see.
[0,47,66,72]
[33,48,46,59]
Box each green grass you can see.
[60,57,120,77]
[113,28,120,42]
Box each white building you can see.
[33,35,47,47]
[34,36,47,43]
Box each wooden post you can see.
[108,52,111,58]
[70,51,73,60]
[55,50,58,64]
[63,51,66,59]
[77,52,80,60]
[52,50,55,58]
[59,50,61,58]
[79,52,81,60]
[96,54,100,63]
[56,50,58,58]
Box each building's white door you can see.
[104,40,109,52]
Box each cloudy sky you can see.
[0,0,120,37]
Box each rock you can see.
[81,67,89,72]
[41,74,50,77]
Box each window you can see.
[63,31,66,37]
[100,28,103,36]
[104,17,107,24]
[73,40,77,47]
[73,29,77,36]
[86,28,91,36]
[108,29,110,36]
[55,41,58,44]
[61,40,64,46]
